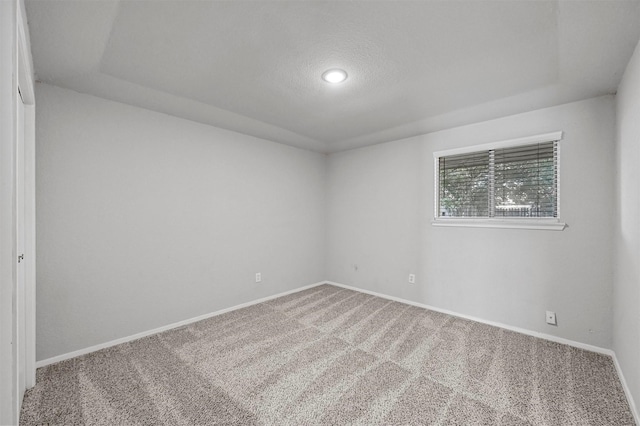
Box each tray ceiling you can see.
[26,1,640,153]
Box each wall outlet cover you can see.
[546,311,557,326]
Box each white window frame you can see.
[433,131,566,231]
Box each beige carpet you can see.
[21,284,635,425]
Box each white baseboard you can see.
[326,280,639,421]
[35,279,638,422]
[35,281,327,368]
[326,281,613,355]
[612,352,640,425]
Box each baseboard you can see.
[325,281,613,355]
[40,279,614,363]
[326,280,640,421]
[35,281,327,368]
[35,279,638,421]
[612,352,640,424]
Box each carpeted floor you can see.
[21,284,635,425]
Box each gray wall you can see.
[614,39,640,412]
[36,81,626,373]
[36,84,327,361]
[327,96,615,349]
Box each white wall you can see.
[35,84,326,361]
[614,39,640,413]
[327,96,615,348]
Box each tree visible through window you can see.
[438,141,558,218]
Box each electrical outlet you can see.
[408,274,416,284]
[546,311,557,326]
[255,273,262,283]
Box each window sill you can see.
[432,219,567,231]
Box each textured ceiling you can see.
[25,0,640,153]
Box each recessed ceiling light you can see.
[321,69,348,84]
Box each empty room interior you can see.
[3,0,640,424]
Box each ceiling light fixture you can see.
[321,69,348,84]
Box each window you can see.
[433,132,566,230]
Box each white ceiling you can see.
[25,0,640,153]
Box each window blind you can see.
[493,142,557,217]
[438,141,558,218]
[438,151,489,217]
